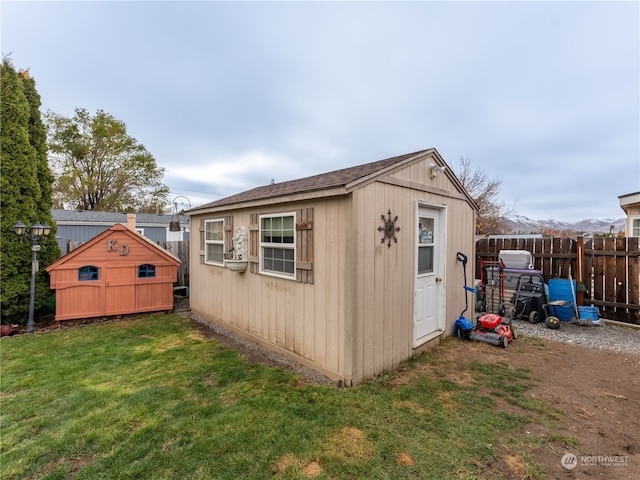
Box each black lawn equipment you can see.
[510,273,547,324]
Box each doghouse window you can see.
[205,219,225,265]
[260,213,295,278]
[78,265,99,281]
[138,264,156,278]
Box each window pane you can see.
[418,217,434,245]
[633,219,640,237]
[283,216,294,230]
[418,246,433,274]
[138,264,156,278]
[205,220,223,241]
[78,266,99,281]
[261,215,294,244]
[205,220,224,264]
[260,215,296,277]
[262,246,294,276]
[284,258,295,274]
[206,244,224,264]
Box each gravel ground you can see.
[512,316,640,355]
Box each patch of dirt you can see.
[426,337,640,479]
[395,452,415,466]
[301,461,323,477]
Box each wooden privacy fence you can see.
[160,241,189,287]
[476,237,639,324]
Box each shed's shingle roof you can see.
[191,149,430,211]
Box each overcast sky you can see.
[2,1,638,221]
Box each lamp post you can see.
[13,221,51,333]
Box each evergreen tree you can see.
[20,70,60,273]
[1,58,60,324]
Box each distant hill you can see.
[503,215,626,236]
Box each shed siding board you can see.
[353,181,416,381]
[189,198,349,379]
[349,163,476,382]
[189,150,476,384]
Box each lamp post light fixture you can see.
[13,220,51,333]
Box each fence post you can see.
[576,236,584,306]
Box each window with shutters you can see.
[204,219,225,265]
[260,213,296,278]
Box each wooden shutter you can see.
[249,213,259,274]
[223,215,234,259]
[296,208,314,284]
[199,219,205,264]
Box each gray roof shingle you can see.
[52,209,189,225]
[191,149,430,211]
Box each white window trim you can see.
[259,212,296,280]
[204,218,225,266]
[631,216,640,237]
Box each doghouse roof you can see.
[46,223,181,272]
[189,148,477,214]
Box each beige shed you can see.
[188,149,478,385]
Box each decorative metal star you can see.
[378,209,400,248]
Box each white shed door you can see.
[414,206,444,346]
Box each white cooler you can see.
[498,250,533,270]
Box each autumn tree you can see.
[1,58,60,324]
[455,157,514,235]
[46,108,169,212]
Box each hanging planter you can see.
[225,259,248,272]
[225,227,249,272]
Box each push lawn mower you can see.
[453,252,516,348]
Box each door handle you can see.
[436,277,442,282]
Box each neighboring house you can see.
[619,192,640,237]
[52,209,190,255]
[187,149,478,386]
[46,215,181,321]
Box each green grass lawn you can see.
[1,314,548,479]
